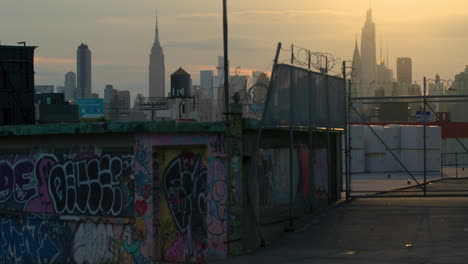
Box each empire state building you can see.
[360,9,377,89]
[149,14,165,98]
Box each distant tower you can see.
[149,12,166,97]
[397,58,412,84]
[200,70,214,100]
[360,9,377,88]
[64,71,76,101]
[352,38,362,97]
[76,44,92,99]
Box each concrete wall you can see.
[0,126,342,263]
[242,130,342,250]
[0,132,228,263]
[0,134,137,263]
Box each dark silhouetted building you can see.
[35,85,54,93]
[56,86,64,94]
[171,67,191,98]
[64,71,76,101]
[104,84,131,122]
[34,93,79,124]
[77,43,92,99]
[397,57,412,84]
[0,45,36,125]
[379,103,409,121]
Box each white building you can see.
[200,70,214,100]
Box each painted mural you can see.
[0,216,148,264]
[0,133,229,263]
[134,133,228,263]
[0,145,150,264]
[0,151,134,216]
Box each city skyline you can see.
[3,0,468,100]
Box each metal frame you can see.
[345,78,468,198]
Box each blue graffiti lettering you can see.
[0,219,59,264]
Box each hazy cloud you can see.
[96,16,151,27]
[36,56,74,65]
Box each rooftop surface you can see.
[0,119,343,137]
[0,119,267,137]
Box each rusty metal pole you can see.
[223,0,230,121]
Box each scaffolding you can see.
[344,78,468,198]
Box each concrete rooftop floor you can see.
[217,179,468,264]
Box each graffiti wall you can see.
[0,151,134,216]
[0,144,152,263]
[0,132,229,263]
[134,133,228,263]
[0,216,148,264]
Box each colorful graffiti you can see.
[0,152,134,216]
[150,144,228,262]
[48,155,125,216]
[161,150,208,262]
[0,216,149,264]
[0,218,61,264]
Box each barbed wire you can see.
[279,43,343,75]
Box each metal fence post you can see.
[288,67,295,231]
[423,77,427,196]
[440,153,443,179]
[456,152,458,179]
[347,80,352,198]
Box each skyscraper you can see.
[64,71,76,101]
[149,13,165,98]
[200,70,214,100]
[76,44,92,99]
[360,9,377,89]
[397,58,413,84]
[351,39,362,97]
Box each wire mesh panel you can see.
[264,64,345,129]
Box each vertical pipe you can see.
[308,71,314,207]
[456,152,458,178]
[291,44,294,64]
[248,43,281,246]
[288,67,295,229]
[342,61,349,200]
[440,153,443,179]
[348,80,352,198]
[423,77,427,196]
[308,51,311,69]
[223,0,230,122]
[325,62,332,201]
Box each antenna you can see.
[387,41,389,68]
[156,8,158,28]
[380,34,383,64]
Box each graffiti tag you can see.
[0,218,59,264]
[48,155,125,216]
